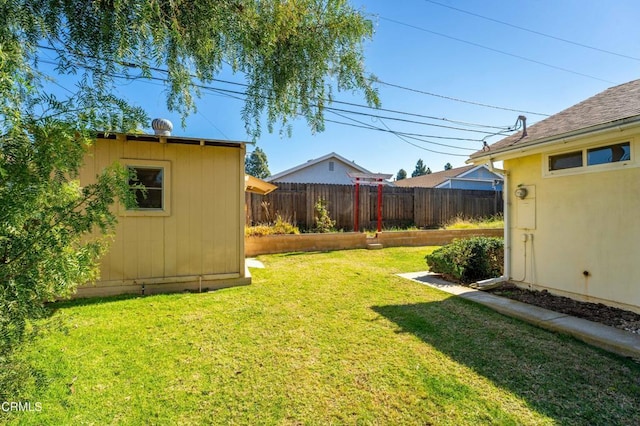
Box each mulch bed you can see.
[487,282,640,334]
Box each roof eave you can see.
[468,116,640,164]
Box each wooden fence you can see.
[246,183,503,230]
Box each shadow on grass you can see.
[372,298,640,425]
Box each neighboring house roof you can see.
[394,165,503,188]
[265,152,372,183]
[470,79,640,161]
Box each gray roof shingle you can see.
[394,165,476,187]
[471,79,640,159]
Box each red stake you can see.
[354,178,360,232]
[377,179,383,233]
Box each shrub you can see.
[313,199,336,233]
[245,215,300,236]
[442,213,504,230]
[425,237,503,283]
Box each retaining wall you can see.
[246,228,503,256]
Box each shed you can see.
[76,132,249,297]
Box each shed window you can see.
[129,167,164,209]
[121,159,171,216]
[329,161,335,171]
[549,151,582,170]
[587,142,630,165]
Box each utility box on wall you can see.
[516,185,536,229]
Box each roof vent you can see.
[152,118,173,136]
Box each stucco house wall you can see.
[76,133,249,297]
[505,129,640,312]
[469,79,640,313]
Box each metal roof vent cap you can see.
[152,118,173,136]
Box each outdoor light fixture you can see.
[515,186,528,200]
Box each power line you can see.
[424,0,640,62]
[373,79,549,117]
[328,110,478,156]
[378,118,470,157]
[36,44,542,127]
[379,16,617,85]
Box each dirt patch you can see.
[487,283,640,334]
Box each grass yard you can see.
[7,247,640,425]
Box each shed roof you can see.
[470,79,640,161]
[98,132,247,149]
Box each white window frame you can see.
[120,159,171,217]
[543,138,636,178]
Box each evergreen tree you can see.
[245,147,271,179]
[426,167,432,174]
[396,169,407,180]
[444,162,453,170]
[412,159,428,177]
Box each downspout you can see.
[473,160,509,288]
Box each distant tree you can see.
[396,169,407,180]
[245,147,271,179]
[426,167,432,174]
[412,159,428,177]
[444,162,453,170]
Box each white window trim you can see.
[543,137,637,178]
[120,159,172,217]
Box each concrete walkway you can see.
[398,271,640,361]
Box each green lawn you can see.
[8,247,640,425]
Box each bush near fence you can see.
[246,183,503,231]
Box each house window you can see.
[545,140,634,177]
[121,159,171,216]
[587,142,630,165]
[129,167,164,209]
[549,151,582,170]
[329,161,335,172]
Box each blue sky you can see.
[42,0,640,178]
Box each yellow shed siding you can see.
[77,136,248,297]
[505,131,640,313]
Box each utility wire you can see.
[373,79,549,117]
[39,58,489,146]
[424,0,640,62]
[39,56,509,138]
[380,16,617,85]
[378,118,470,157]
[36,44,533,129]
[328,110,477,156]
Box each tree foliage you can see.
[396,168,407,180]
[411,159,427,177]
[0,0,379,376]
[444,162,453,170]
[245,147,271,179]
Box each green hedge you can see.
[425,237,504,283]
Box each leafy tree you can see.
[396,169,407,180]
[245,147,271,179]
[0,0,379,383]
[412,159,428,177]
[444,162,453,170]
[426,167,432,174]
